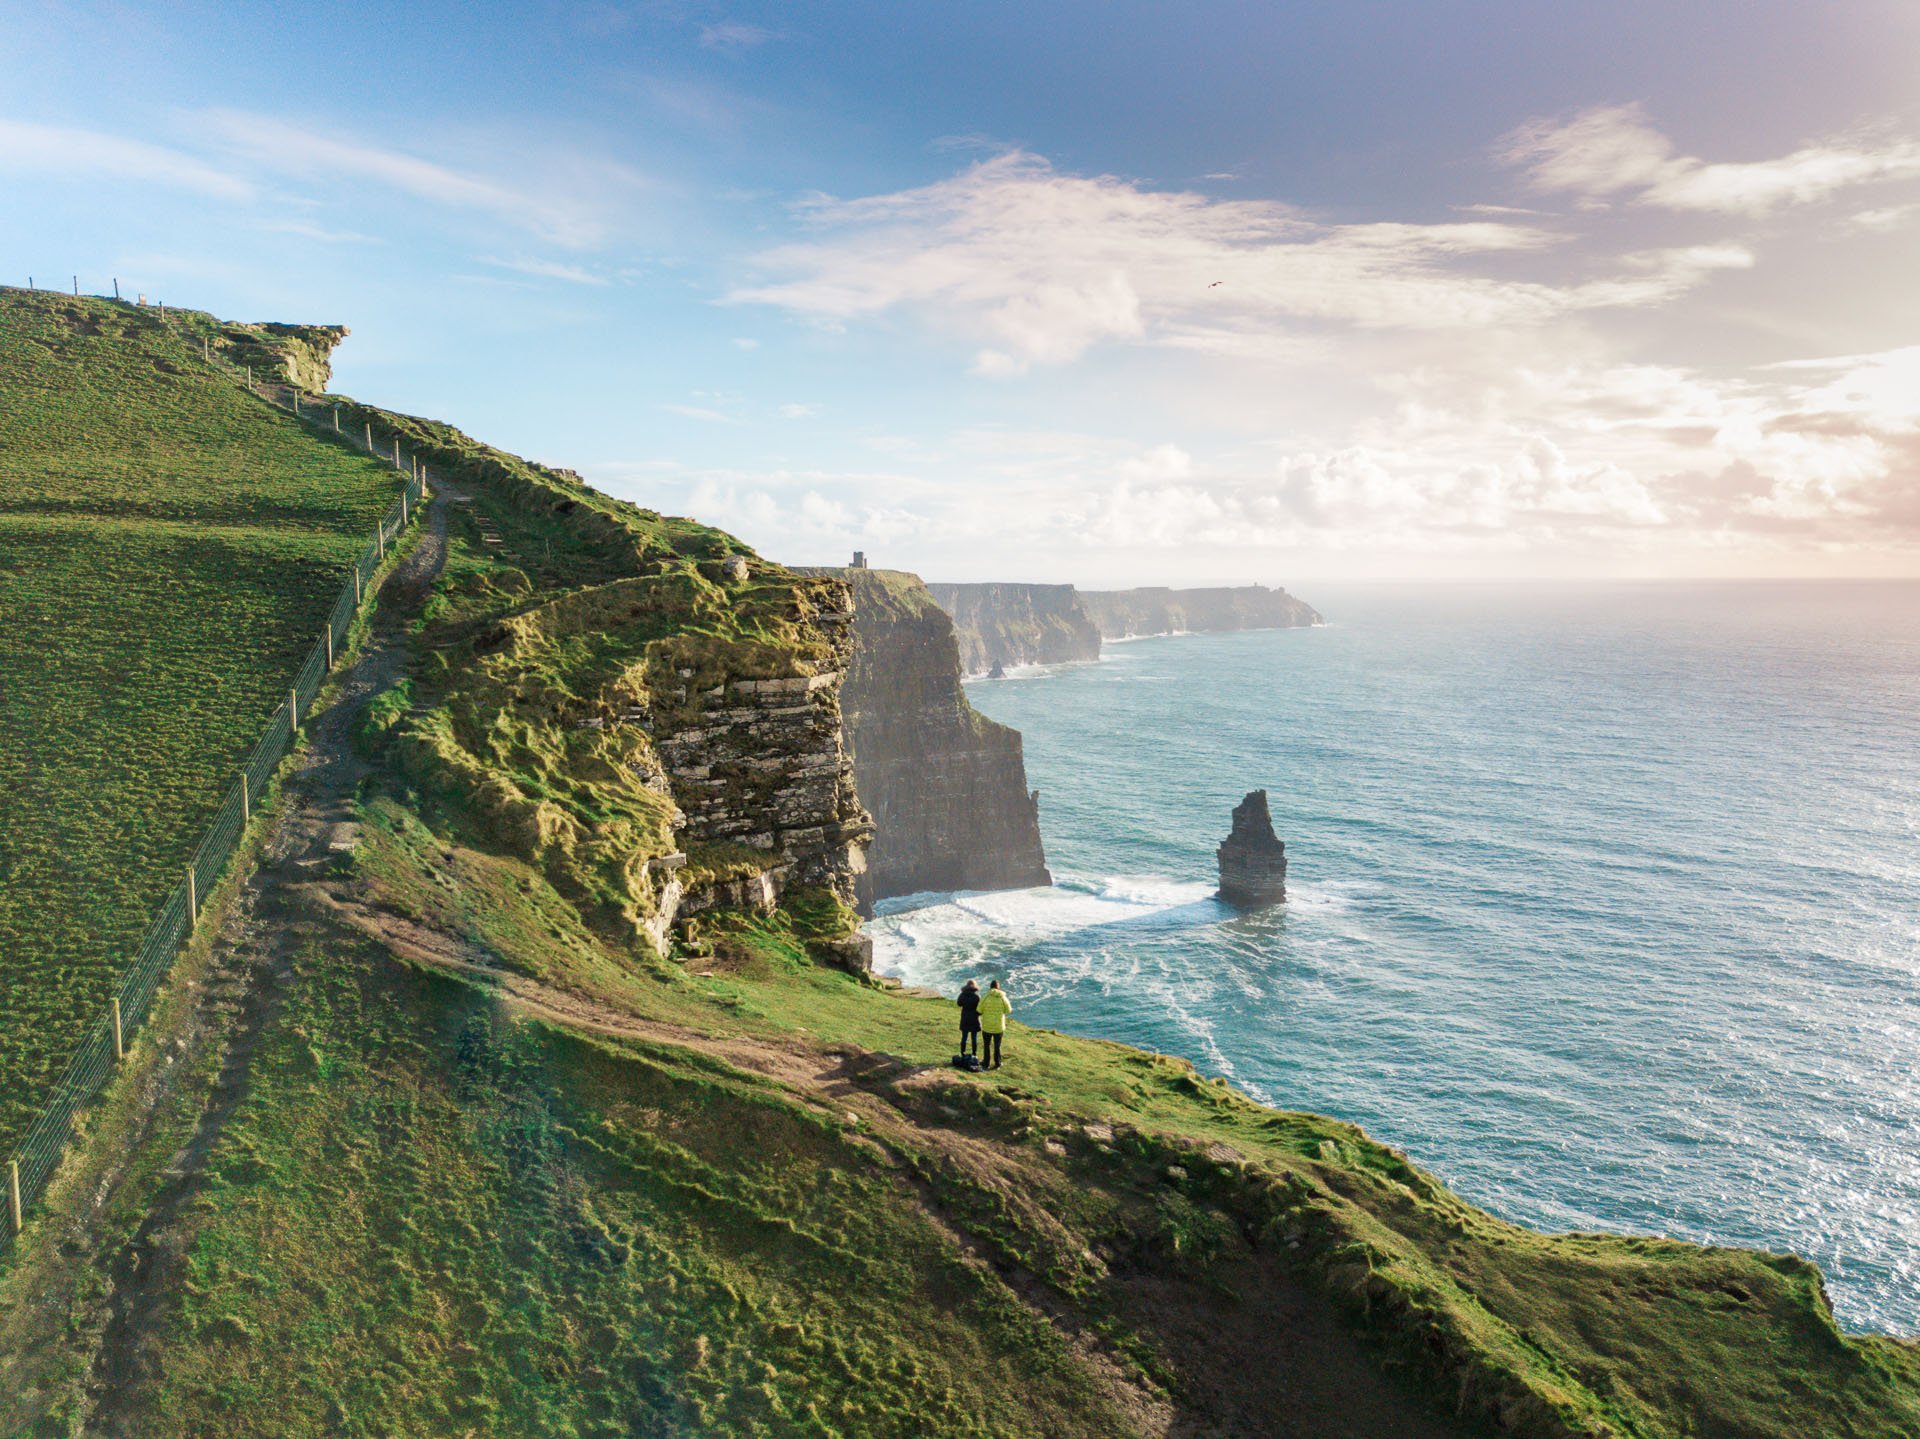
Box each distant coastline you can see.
[925,580,1322,675]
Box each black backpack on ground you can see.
[952,1053,984,1073]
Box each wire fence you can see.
[2,365,430,1250]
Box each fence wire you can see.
[3,381,429,1248]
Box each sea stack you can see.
[1217,790,1287,906]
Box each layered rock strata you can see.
[654,666,873,916]
[930,582,1321,674]
[813,568,1051,909]
[1217,789,1287,906]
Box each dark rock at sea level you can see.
[1217,790,1287,906]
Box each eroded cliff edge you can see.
[814,568,1050,908]
[932,581,1322,674]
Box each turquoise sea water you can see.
[866,582,1920,1334]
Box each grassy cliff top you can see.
[0,288,401,1149]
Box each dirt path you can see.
[77,487,457,1436]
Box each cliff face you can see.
[929,581,1321,674]
[826,569,1050,908]
[925,582,1101,673]
[1078,584,1321,638]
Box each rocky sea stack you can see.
[1217,789,1287,905]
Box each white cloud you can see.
[732,336,761,350]
[727,150,1747,375]
[1846,202,1920,233]
[0,118,251,200]
[1502,104,1920,215]
[777,402,819,419]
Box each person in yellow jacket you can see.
[977,979,1012,1069]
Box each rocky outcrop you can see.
[926,583,1101,674]
[653,665,873,919]
[813,568,1051,909]
[1079,584,1321,639]
[1217,790,1287,906]
[929,582,1320,674]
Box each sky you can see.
[3,1,1918,585]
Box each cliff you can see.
[5,295,1918,1439]
[819,568,1050,907]
[1079,583,1322,638]
[926,581,1102,673]
[343,400,874,958]
[931,581,1321,674]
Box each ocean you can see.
[866,582,1920,1334]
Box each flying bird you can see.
[1208,280,1223,287]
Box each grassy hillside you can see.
[0,311,1914,1437]
[0,288,401,1148]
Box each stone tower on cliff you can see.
[1217,790,1287,906]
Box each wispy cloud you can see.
[0,118,251,200]
[255,217,380,244]
[727,150,1748,375]
[481,255,609,285]
[777,402,818,419]
[195,110,642,248]
[661,402,738,424]
[698,21,781,52]
[1501,104,1920,215]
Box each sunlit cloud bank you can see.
[705,110,1920,577]
[641,343,1920,577]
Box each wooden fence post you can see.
[333,408,340,434]
[112,997,124,1060]
[325,623,334,670]
[365,421,373,451]
[240,770,250,825]
[289,687,298,732]
[400,492,408,527]
[203,337,210,363]
[8,1160,20,1233]
[186,864,197,924]
[113,278,120,300]
[354,567,362,606]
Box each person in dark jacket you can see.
[957,979,981,1057]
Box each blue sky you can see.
[4,1,1918,583]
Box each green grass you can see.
[0,287,401,1149]
[332,784,1920,1439]
[113,938,1144,1439]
